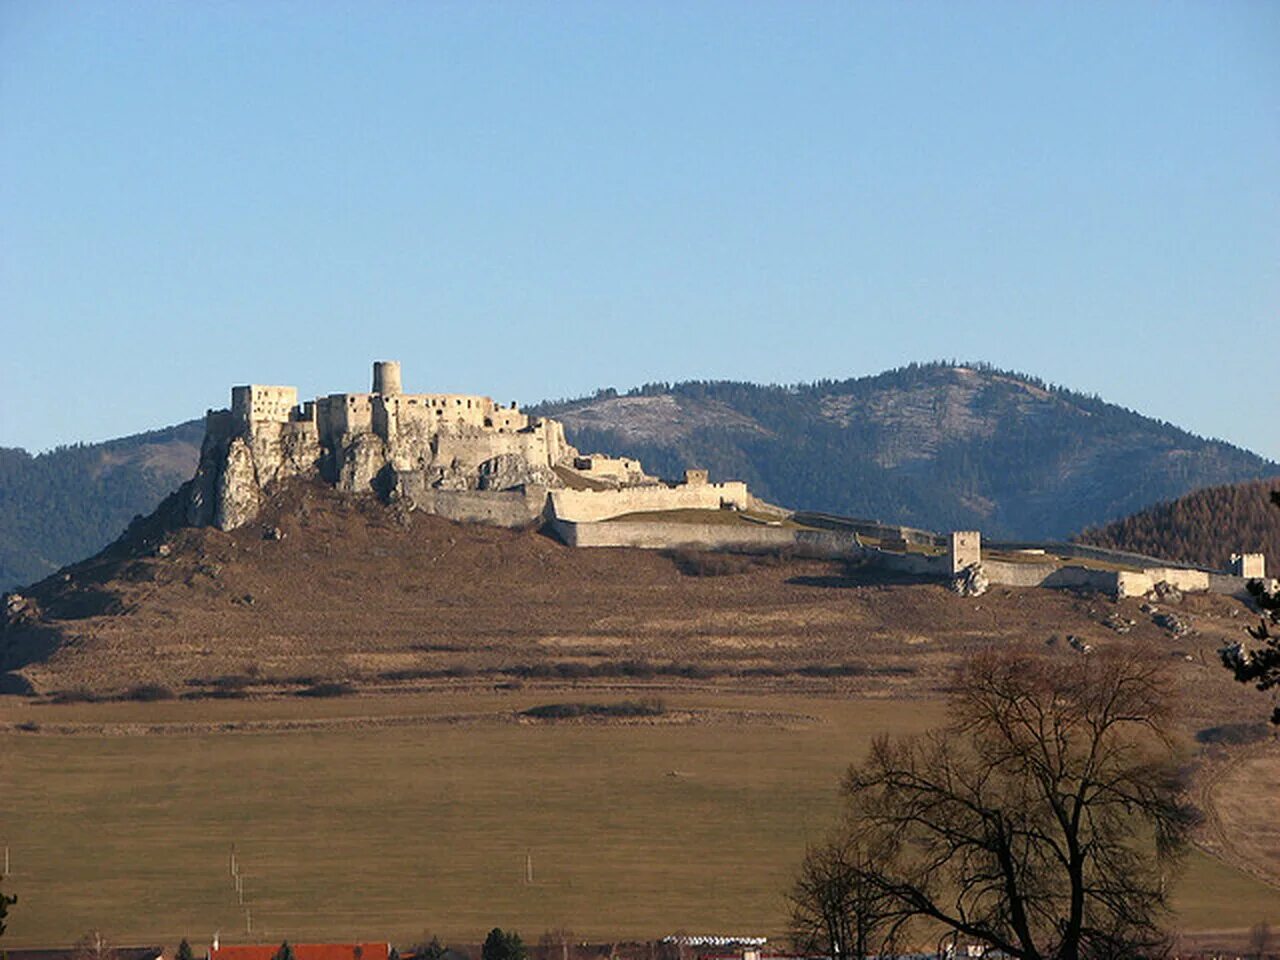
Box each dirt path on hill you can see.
[1194,740,1280,890]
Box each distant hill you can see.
[532,363,1278,541]
[0,420,203,590]
[3,362,1276,593]
[1075,478,1280,572]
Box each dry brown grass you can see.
[0,690,1276,946]
[3,483,1277,944]
[2,482,1268,742]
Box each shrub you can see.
[51,686,99,704]
[521,699,666,720]
[212,674,255,690]
[1195,722,1271,746]
[380,668,440,682]
[668,549,754,577]
[297,681,356,698]
[123,683,175,702]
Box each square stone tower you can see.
[949,531,982,574]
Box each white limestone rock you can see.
[951,562,990,597]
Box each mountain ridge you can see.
[531,361,1277,539]
[2,362,1275,592]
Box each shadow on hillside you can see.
[42,585,126,620]
[0,622,63,679]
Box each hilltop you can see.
[1076,477,1280,572]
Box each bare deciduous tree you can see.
[788,834,897,960]
[828,647,1196,960]
[72,931,117,960]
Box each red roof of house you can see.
[211,945,389,960]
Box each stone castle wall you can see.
[549,482,751,523]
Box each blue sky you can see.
[2,2,1278,456]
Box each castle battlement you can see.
[223,362,545,450]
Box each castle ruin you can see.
[187,361,652,530]
[182,361,1272,607]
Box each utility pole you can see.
[525,850,534,885]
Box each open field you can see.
[3,489,1277,945]
[1,690,1277,947]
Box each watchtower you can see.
[948,530,982,574]
[372,360,403,396]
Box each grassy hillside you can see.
[532,363,1277,540]
[1076,478,1280,571]
[0,420,202,590]
[4,479,1271,727]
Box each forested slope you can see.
[1075,478,1280,571]
[0,421,203,590]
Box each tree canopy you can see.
[1220,490,1280,724]
[482,929,527,960]
[0,880,14,938]
[796,647,1195,960]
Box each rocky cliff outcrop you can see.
[187,419,323,530]
[185,415,579,532]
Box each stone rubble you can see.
[950,562,989,597]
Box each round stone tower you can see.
[372,360,402,396]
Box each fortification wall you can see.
[553,519,795,551]
[979,559,1120,592]
[433,423,562,471]
[1206,573,1269,597]
[977,560,1239,595]
[407,486,547,528]
[871,550,950,577]
[985,540,1201,571]
[550,482,751,523]
[791,512,942,547]
[547,517,1254,601]
[1114,568,1213,598]
[571,453,648,485]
